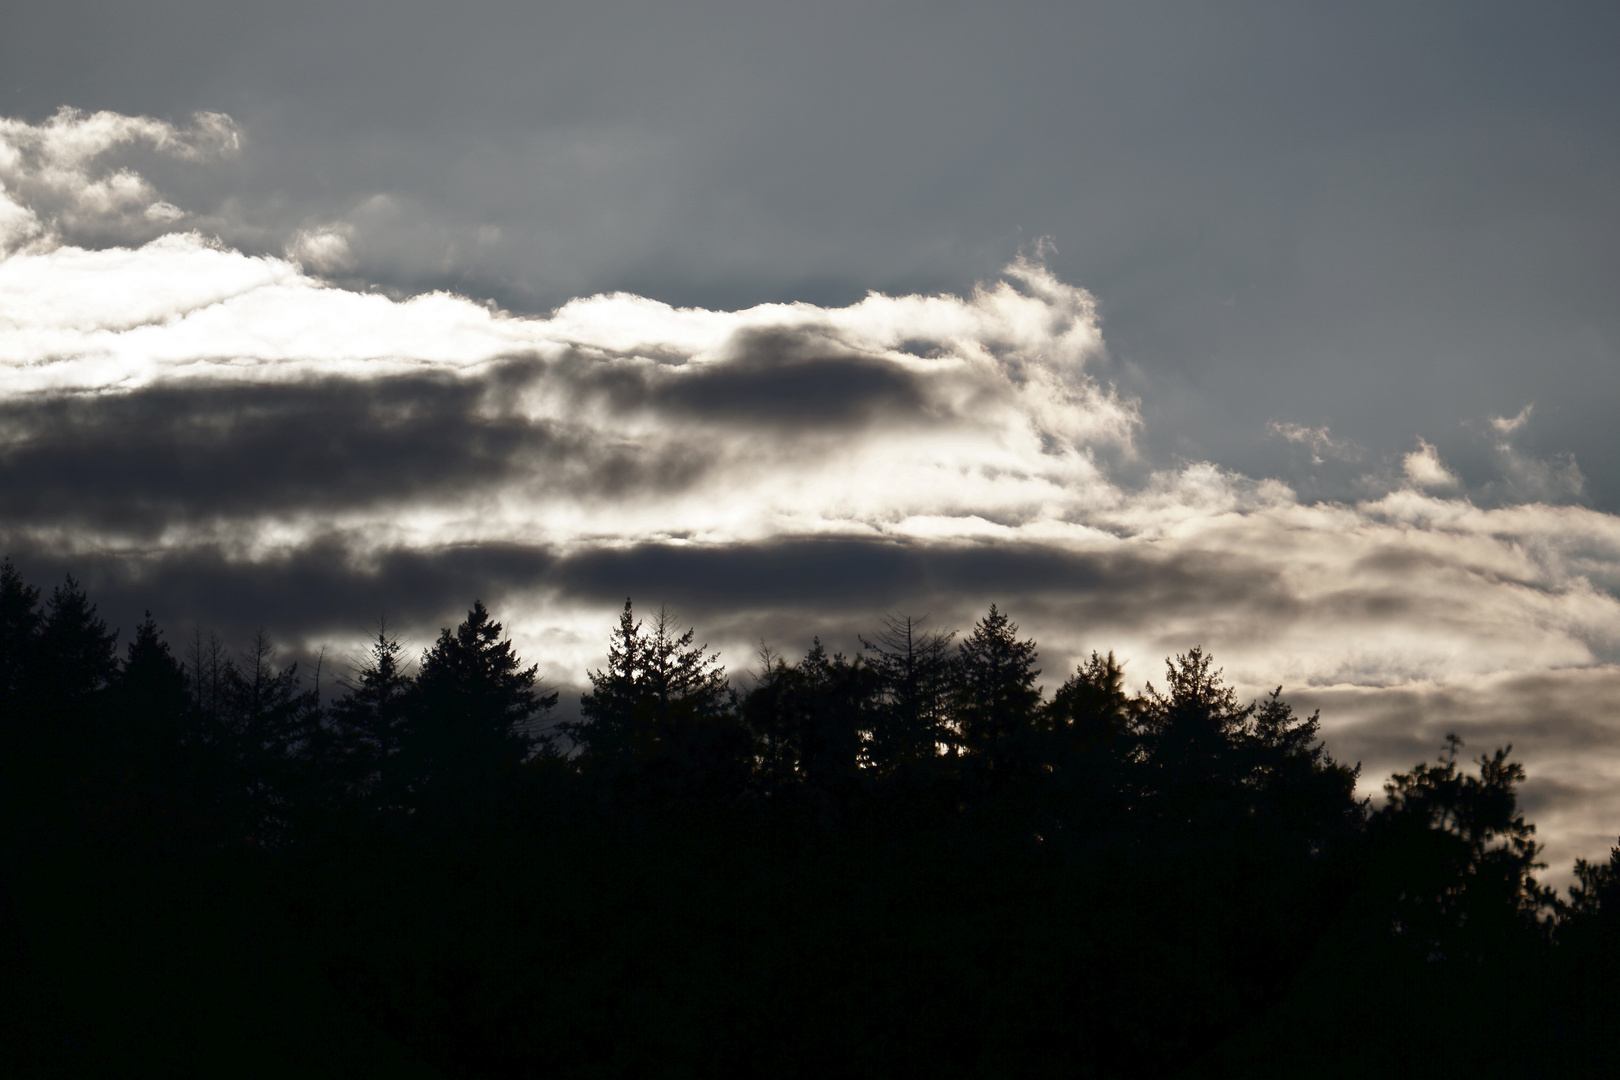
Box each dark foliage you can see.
[1,560,1615,1076]
[404,600,555,800]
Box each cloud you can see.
[285,224,357,274]
[7,107,1620,879]
[1401,437,1461,491]
[1491,404,1534,436]
[1267,420,1364,465]
[1472,403,1588,505]
[0,107,240,254]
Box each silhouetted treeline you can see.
[2,558,1619,1077]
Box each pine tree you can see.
[331,620,414,800]
[406,601,554,793]
[38,574,119,707]
[0,557,41,710]
[570,600,731,761]
[0,558,42,796]
[792,639,872,791]
[113,612,191,764]
[861,613,955,772]
[569,600,748,797]
[1367,734,1555,959]
[954,604,1041,774]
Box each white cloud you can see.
[1402,437,1461,490]
[285,224,357,274]
[1491,403,1534,435]
[0,106,240,255]
[1267,420,1364,464]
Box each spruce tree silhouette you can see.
[1045,651,1134,754]
[226,631,312,757]
[0,558,40,707]
[1137,647,1254,829]
[38,575,118,707]
[1241,688,1362,858]
[860,613,954,775]
[331,621,414,806]
[788,639,871,793]
[215,630,322,844]
[0,558,42,797]
[568,600,747,798]
[1040,651,1139,819]
[406,600,553,799]
[32,575,119,781]
[565,599,647,764]
[742,641,800,792]
[185,626,226,724]
[112,613,191,766]
[954,604,1042,777]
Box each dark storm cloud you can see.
[660,330,927,428]
[0,367,713,534]
[547,537,1287,629]
[0,530,1289,674]
[547,332,929,431]
[1,537,558,650]
[0,332,947,538]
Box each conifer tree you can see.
[792,639,871,790]
[954,604,1041,773]
[569,600,749,797]
[0,557,40,710]
[226,629,312,759]
[1137,647,1253,823]
[1045,651,1134,757]
[1367,734,1555,959]
[113,612,191,764]
[742,642,799,791]
[406,601,553,792]
[569,600,731,761]
[332,621,414,799]
[861,613,955,772]
[38,574,118,707]
[1567,841,1620,924]
[0,558,42,797]
[1041,651,1139,810]
[30,575,120,778]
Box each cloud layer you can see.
[5,108,1620,879]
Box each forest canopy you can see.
[2,558,1618,1077]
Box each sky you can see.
[3,1,1620,878]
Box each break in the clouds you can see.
[5,107,1620,878]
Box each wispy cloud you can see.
[1491,403,1534,436]
[1267,420,1364,464]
